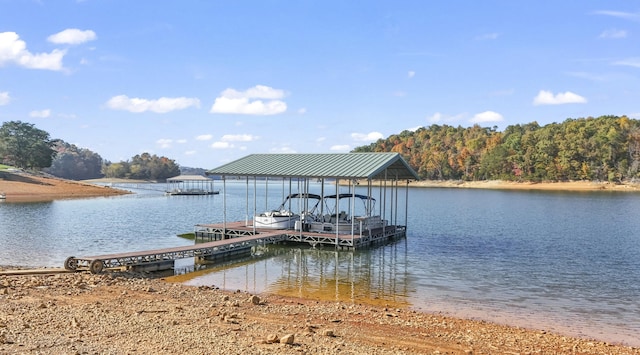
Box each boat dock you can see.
[64,221,405,274]
[65,153,418,274]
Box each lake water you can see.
[1,182,639,346]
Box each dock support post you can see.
[222,176,227,238]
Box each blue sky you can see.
[1,1,639,168]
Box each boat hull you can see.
[254,214,299,229]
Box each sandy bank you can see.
[0,171,130,202]
[0,270,637,354]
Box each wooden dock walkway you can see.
[65,221,406,274]
[64,229,287,274]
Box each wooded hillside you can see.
[353,115,640,182]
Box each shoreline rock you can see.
[0,270,637,354]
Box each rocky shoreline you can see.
[1,269,638,354]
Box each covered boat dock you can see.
[166,174,219,195]
[201,152,420,249]
[63,153,420,273]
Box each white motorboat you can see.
[254,193,322,229]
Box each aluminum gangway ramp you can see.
[64,231,287,274]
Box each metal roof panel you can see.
[206,153,420,180]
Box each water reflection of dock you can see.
[178,241,411,308]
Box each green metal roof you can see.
[206,153,420,181]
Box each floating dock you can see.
[194,221,405,248]
[64,222,405,274]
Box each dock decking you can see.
[194,221,405,248]
[64,221,405,274]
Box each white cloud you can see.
[407,126,423,132]
[330,145,351,152]
[316,137,326,142]
[408,71,415,78]
[47,29,97,45]
[156,138,172,148]
[211,141,233,149]
[427,112,465,123]
[243,85,286,99]
[470,111,504,124]
[0,91,10,105]
[594,10,640,21]
[210,85,287,115]
[105,95,200,113]
[613,58,640,68]
[351,132,384,142]
[297,108,307,114]
[184,150,196,155]
[176,139,187,144]
[196,134,213,141]
[428,112,444,123]
[29,109,51,118]
[221,134,257,142]
[476,33,500,40]
[0,32,66,71]
[598,29,627,39]
[533,90,587,105]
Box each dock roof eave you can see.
[206,153,420,181]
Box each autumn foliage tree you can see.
[353,115,640,183]
[102,153,180,181]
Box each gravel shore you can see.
[1,270,638,354]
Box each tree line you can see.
[353,115,640,182]
[5,116,640,183]
[0,121,180,181]
[101,153,180,180]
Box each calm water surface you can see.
[1,183,639,346]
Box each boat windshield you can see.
[320,193,376,216]
[276,193,323,213]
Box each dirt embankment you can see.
[0,171,130,202]
[0,271,637,354]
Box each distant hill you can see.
[353,115,640,183]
